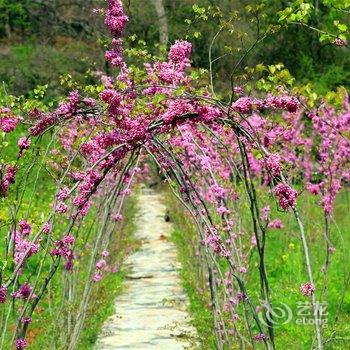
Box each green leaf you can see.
[338,24,347,32]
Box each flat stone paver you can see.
[96,187,197,349]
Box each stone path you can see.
[96,187,197,349]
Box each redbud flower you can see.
[43,222,52,234]
[254,333,267,342]
[232,97,253,114]
[217,206,230,215]
[21,316,32,325]
[261,205,270,221]
[268,219,284,229]
[328,246,336,254]
[251,235,257,246]
[101,250,109,257]
[105,0,128,36]
[265,153,282,177]
[227,299,237,309]
[113,213,123,222]
[335,38,347,46]
[18,137,31,151]
[19,220,31,236]
[15,338,27,350]
[0,116,18,133]
[306,183,319,195]
[0,285,7,303]
[56,202,68,214]
[57,187,70,201]
[93,274,102,282]
[233,86,244,95]
[273,184,298,210]
[168,40,192,62]
[95,259,107,270]
[300,282,315,296]
[62,235,75,245]
[12,283,36,300]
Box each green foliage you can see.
[164,191,217,349]
[0,0,348,97]
[166,186,350,349]
[0,0,28,36]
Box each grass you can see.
[27,195,139,350]
[77,195,138,349]
[164,186,350,350]
[0,123,140,348]
[164,191,217,349]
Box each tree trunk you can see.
[5,13,11,39]
[151,0,168,47]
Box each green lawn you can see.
[165,187,350,349]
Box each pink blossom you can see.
[0,116,18,132]
[268,219,284,229]
[21,317,32,325]
[15,339,27,350]
[251,235,257,246]
[217,206,230,215]
[254,333,267,342]
[0,285,7,303]
[18,137,31,151]
[105,0,128,36]
[233,86,244,95]
[168,40,192,62]
[306,183,319,195]
[335,38,347,46]
[113,213,123,222]
[328,246,336,254]
[56,202,68,214]
[265,153,282,177]
[300,282,315,296]
[273,184,298,210]
[232,97,253,114]
[95,259,107,270]
[101,250,109,257]
[93,273,102,282]
[261,206,270,221]
[57,187,70,201]
[43,222,52,234]
[12,283,36,300]
[62,235,75,245]
[18,220,31,236]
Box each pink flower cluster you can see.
[0,285,7,303]
[273,183,298,210]
[29,91,80,136]
[0,107,19,132]
[14,229,39,269]
[93,251,110,282]
[168,40,192,62]
[18,137,31,152]
[19,220,31,236]
[50,235,75,271]
[15,338,27,350]
[104,0,128,68]
[265,153,282,177]
[300,282,315,296]
[231,95,300,114]
[11,282,36,300]
[0,164,17,197]
[105,0,128,36]
[268,219,284,229]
